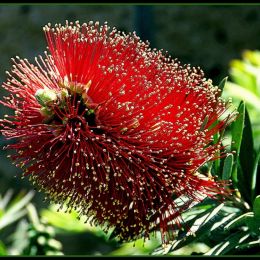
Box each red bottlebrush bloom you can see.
[0,21,236,243]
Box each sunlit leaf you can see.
[41,206,91,233]
[205,231,247,255]
[0,191,34,230]
[5,191,34,216]
[209,213,237,233]
[224,212,254,231]
[229,60,257,93]
[231,101,245,187]
[41,204,110,240]
[109,236,160,256]
[243,49,260,67]
[0,190,13,210]
[166,203,226,254]
[0,209,27,230]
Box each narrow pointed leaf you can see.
[0,209,27,230]
[168,203,225,253]
[0,191,34,230]
[0,190,13,210]
[236,161,250,203]
[222,154,233,180]
[6,191,34,216]
[218,77,228,95]
[224,212,254,231]
[237,239,260,251]
[239,107,255,202]
[251,149,260,202]
[231,101,245,186]
[209,213,237,233]
[205,231,247,255]
[253,195,260,220]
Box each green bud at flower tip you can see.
[60,88,69,99]
[35,88,57,107]
[87,109,95,115]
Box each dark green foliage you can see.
[22,222,63,255]
[155,83,260,255]
[0,6,260,255]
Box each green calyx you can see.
[34,85,96,125]
[35,89,58,107]
[35,88,69,117]
[87,109,95,115]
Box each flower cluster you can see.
[0,21,236,243]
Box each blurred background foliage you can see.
[0,4,260,255]
[224,50,260,147]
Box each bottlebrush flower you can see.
[0,21,236,243]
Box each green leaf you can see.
[236,161,250,203]
[230,57,258,93]
[211,120,225,176]
[0,190,13,210]
[237,239,260,251]
[110,236,160,256]
[225,82,260,110]
[253,195,260,220]
[243,49,260,67]
[209,212,237,233]
[188,203,225,234]
[168,203,225,253]
[213,133,220,176]
[205,231,248,255]
[224,212,254,231]
[245,217,260,234]
[251,148,260,202]
[0,191,34,230]
[41,204,109,239]
[239,107,255,203]
[41,207,90,233]
[5,191,34,216]
[222,154,233,180]
[231,101,245,187]
[0,241,7,256]
[0,209,27,230]
[179,198,218,223]
[218,77,228,95]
